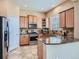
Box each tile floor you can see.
[8,45,38,59]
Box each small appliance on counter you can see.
[20,28,27,35]
[42,28,49,33]
[61,28,74,38]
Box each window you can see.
[50,14,59,30]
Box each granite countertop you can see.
[38,35,79,45]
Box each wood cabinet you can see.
[20,16,25,28]
[59,8,74,28]
[66,8,74,28]
[24,17,28,28]
[20,35,29,45]
[28,15,37,24]
[33,16,37,24]
[29,15,33,24]
[59,11,66,28]
[38,41,43,59]
[20,16,28,28]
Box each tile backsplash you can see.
[20,28,27,34]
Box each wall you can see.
[20,9,45,28]
[0,0,20,51]
[0,0,19,16]
[74,0,79,39]
[46,0,79,39]
[46,0,74,17]
[6,1,20,51]
[0,0,7,16]
[6,2,19,16]
[45,42,79,59]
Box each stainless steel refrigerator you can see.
[0,16,9,59]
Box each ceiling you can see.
[10,0,66,12]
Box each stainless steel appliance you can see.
[29,24,37,29]
[0,16,9,59]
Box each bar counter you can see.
[37,35,79,45]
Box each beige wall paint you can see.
[20,9,45,17]
[0,1,19,16]
[20,9,45,28]
[6,1,19,16]
[74,0,79,39]
[0,0,7,16]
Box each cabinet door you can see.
[24,17,28,28]
[38,41,43,59]
[20,16,25,28]
[59,12,66,28]
[66,8,74,28]
[33,16,37,24]
[20,35,29,45]
[29,15,33,24]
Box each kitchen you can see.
[19,4,75,59]
[20,15,50,45]
[0,0,79,59]
[19,7,74,46]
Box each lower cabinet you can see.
[20,35,29,46]
[38,41,43,59]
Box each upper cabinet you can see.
[33,16,37,24]
[59,8,74,28]
[28,15,37,24]
[59,12,66,28]
[24,17,28,28]
[20,16,28,28]
[66,8,74,28]
[20,16,25,28]
[28,15,33,24]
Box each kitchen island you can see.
[37,35,79,59]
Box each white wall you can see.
[45,42,79,59]
[8,16,20,51]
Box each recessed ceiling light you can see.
[51,4,55,8]
[24,5,28,8]
[41,8,44,10]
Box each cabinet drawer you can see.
[20,35,29,45]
